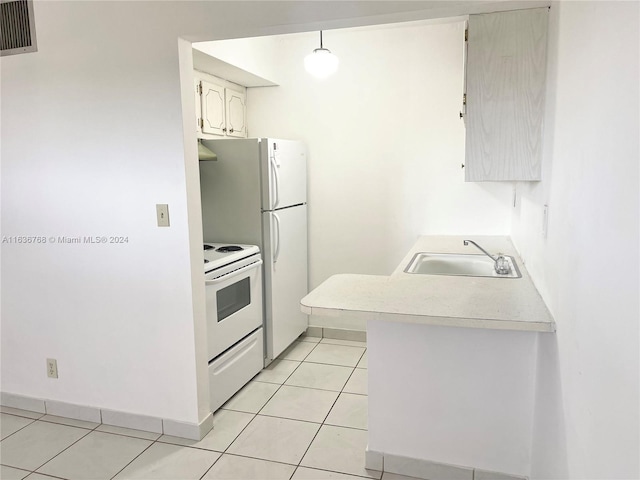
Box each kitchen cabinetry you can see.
[195,77,247,138]
[301,236,554,478]
[464,8,548,182]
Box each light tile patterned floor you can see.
[0,335,399,480]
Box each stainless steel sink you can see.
[404,253,521,278]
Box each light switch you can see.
[156,204,170,227]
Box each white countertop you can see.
[301,236,555,332]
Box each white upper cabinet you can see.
[200,80,226,136]
[195,76,247,138]
[464,8,549,182]
[225,89,247,138]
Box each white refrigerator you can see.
[199,138,308,364]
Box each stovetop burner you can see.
[203,243,260,273]
[217,245,243,253]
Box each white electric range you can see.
[204,243,260,274]
[203,243,264,412]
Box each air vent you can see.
[1,0,37,56]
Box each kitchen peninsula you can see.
[301,236,555,480]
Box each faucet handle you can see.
[494,254,511,275]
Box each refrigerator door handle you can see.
[272,212,281,264]
[270,155,280,209]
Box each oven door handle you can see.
[205,259,263,285]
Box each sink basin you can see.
[404,253,521,278]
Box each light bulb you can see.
[304,48,339,79]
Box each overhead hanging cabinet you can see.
[463,7,549,182]
[195,78,247,138]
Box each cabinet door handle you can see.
[222,127,227,132]
[229,128,234,133]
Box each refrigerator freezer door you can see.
[260,139,307,211]
[262,205,309,361]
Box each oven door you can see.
[206,258,263,360]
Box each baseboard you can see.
[301,326,323,338]
[163,412,213,440]
[384,453,473,480]
[0,391,212,440]
[376,452,527,480]
[303,326,367,343]
[322,327,366,342]
[364,447,384,471]
[46,399,102,423]
[1,392,46,413]
[308,313,366,332]
[101,408,163,434]
[474,469,528,480]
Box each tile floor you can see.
[0,336,413,480]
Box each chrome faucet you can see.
[463,240,511,275]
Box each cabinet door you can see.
[225,88,247,138]
[201,80,226,136]
[465,8,548,182]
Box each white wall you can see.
[0,1,204,423]
[511,2,639,478]
[246,22,514,303]
[1,0,481,425]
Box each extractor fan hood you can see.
[198,141,217,161]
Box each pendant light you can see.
[304,31,339,79]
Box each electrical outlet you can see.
[46,358,58,378]
[156,204,170,227]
